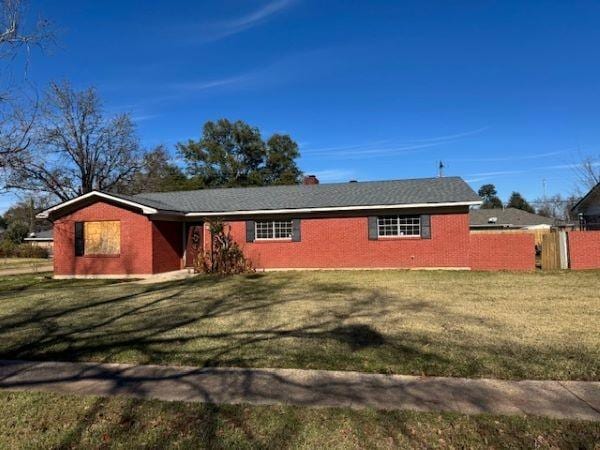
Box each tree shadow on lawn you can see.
[0,275,130,299]
[39,396,309,449]
[8,392,599,449]
[0,272,596,380]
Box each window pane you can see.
[255,221,273,239]
[84,221,120,255]
[377,215,420,237]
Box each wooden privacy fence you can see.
[470,229,572,271]
[541,232,560,270]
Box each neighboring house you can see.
[571,182,600,230]
[469,208,559,231]
[37,176,484,278]
[23,229,54,255]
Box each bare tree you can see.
[0,0,52,167]
[0,0,52,62]
[5,82,142,201]
[574,154,600,191]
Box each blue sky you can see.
[3,0,600,211]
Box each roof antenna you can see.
[438,161,445,178]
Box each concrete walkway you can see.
[0,360,598,421]
[0,265,53,276]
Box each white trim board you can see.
[184,201,482,217]
[37,191,158,219]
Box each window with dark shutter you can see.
[74,222,84,256]
[292,219,301,242]
[368,216,378,240]
[420,214,431,239]
[375,215,425,237]
[246,220,255,242]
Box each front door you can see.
[185,222,204,268]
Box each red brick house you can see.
[38,176,488,278]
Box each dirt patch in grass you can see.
[0,270,598,380]
[1,390,599,449]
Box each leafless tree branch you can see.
[5,81,143,201]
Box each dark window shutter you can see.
[368,216,378,240]
[420,214,431,239]
[291,219,301,242]
[74,222,85,256]
[246,220,255,242]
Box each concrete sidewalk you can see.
[0,265,53,276]
[0,360,598,421]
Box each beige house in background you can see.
[469,208,564,231]
[23,229,54,256]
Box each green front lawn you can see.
[0,270,599,380]
[1,391,598,449]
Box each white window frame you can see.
[255,220,293,240]
[377,215,421,237]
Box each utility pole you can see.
[542,178,547,203]
[29,197,35,234]
[438,161,445,178]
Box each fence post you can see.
[559,231,569,270]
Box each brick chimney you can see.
[303,175,319,185]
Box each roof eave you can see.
[184,200,482,217]
[36,191,160,219]
[571,182,600,213]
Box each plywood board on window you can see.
[84,221,120,255]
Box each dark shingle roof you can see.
[571,182,600,213]
[118,177,480,213]
[469,208,556,227]
[24,229,53,240]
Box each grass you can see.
[0,258,50,271]
[1,390,599,449]
[0,270,599,380]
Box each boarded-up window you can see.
[84,221,120,255]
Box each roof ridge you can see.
[132,176,464,198]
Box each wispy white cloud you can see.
[191,0,297,43]
[164,47,332,101]
[541,162,600,170]
[404,127,489,143]
[464,161,600,184]
[451,149,572,163]
[132,113,161,122]
[302,140,391,154]
[310,169,357,183]
[171,75,251,93]
[302,127,488,159]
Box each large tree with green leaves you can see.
[178,119,302,188]
[2,195,51,232]
[478,184,503,209]
[121,146,193,194]
[507,191,535,213]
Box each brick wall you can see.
[225,213,471,269]
[568,231,600,270]
[53,203,547,275]
[469,232,535,271]
[54,201,182,276]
